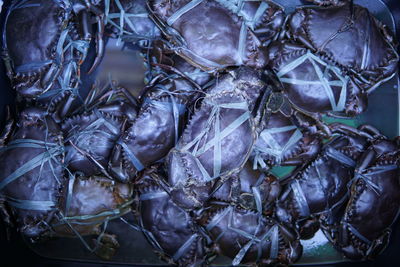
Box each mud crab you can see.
[199,204,302,266]
[269,1,398,117]
[0,107,65,238]
[322,133,400,260]
[2,0,107,119]
[47,174,134,260]
[138,167,209,266]
[276,123,378,239]
[108,59,207,183]
[62,83,138,177]
[210,161,280,214]
[166,67,270,210]
[148,0,284,72]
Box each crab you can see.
[251,88,323,170]
[322,134,400,260]
[198,204,302,266]
[2,0,107,120]
[0,107,65,238]
[275,123,378,239]
[61,83,138,177]
[166,67,270,210]
[266,0,399,129]
[107,61,204,183]
[210,161,281,214]
[46,174,134,260]
[148,0,285,72]
[137,167,209,266]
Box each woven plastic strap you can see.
[65,111,119,164]
[256,125,303,163]
[66,111,119,143]
[343,222,372,245]
[118,140,144,171]
[325,147,356,167]
[180,101,250,181]
[290,179,310,217]
[62,200,133,224]
[167,0,204,26]
[140,191,169,201]
[6,196,56,211]
[215,0,269,63]
[172,233,199,261]
[350,165,398,196]
[56,211,110,253]
[215,0,269,30]
[277,50,349,112]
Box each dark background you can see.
[1,0,400,266]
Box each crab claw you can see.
[87,14,105,74]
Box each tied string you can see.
[276,50,349,112]
[342,221,372,246]
[179,101,250,182]
[348,165,398,196]
[253,125,303,168]
[206,206,280,265]
[251,172,268,214]
[149,0,229,70]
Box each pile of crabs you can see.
[1,0,400,265]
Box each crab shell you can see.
[139,184,208,266]
[268,41,367,116]
[286,3,399,91]
[49,175,132,236]
[3,0,90,106]
[199,205,302,266]
[0,107,65,238]
[276,131,370,238]
[62,110,123,176]
[211,161,280,213]
[149,0,284,72]
[329,139,400,260]
[167,67,266,210]
[109,87,187,183]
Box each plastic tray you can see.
[0,0,399,266]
